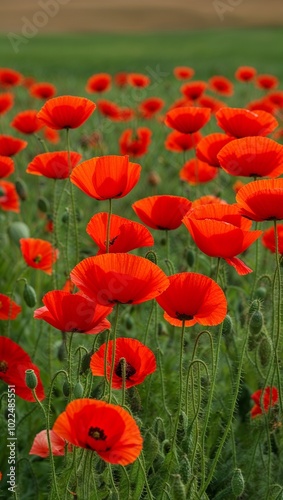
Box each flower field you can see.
[1,30,283,499]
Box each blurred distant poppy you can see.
[114,72,128,88]
[183,203,262,275]
[256,74,279,91]
[156,272,227,327]
[169,97,193,110]
[86,73,111,93]
[0,180,20,212]
[0,68,22,88]
[0,293,21,320]
[208,75,234,96]
[165,130,202,153]
[27,151,82,179]
[235,66,257,82]
[42,126,60,144]
[0,156,14,178]
[0,92,14,115]
[20,238,59,275]
[37,95,96,130]
[139,97,164,119]
[236,178,283,221]
[11,110,44,135]
[180,158,218,185]
[0,336,45,402]
[90,337,156,389]
[216,107,278,138]
[70,253,169,306]
[119,107,135,122]
[132,195,191,230]
[262,224,283,254]
[197,94,227,114]
[196,133,233,167]
[30,430,67,458]
[165,106,211,134]
[97,99,120,120]
[218,136,283,178]
[22,76,36,89]
[29,82,56,100]
[0,135,27,157]
[128,73,150,88]
[265,91,283,109]
[119,127,151,157]
[70,155,141,200]
[232,180,245,194]
[34,290,111,334]
[181,81,207,100]
[86,212,154,254]
[191,194,227,209]
[251,386,278,418]
[247,98,275,114]
[173,66,195,80]
[53,398,142,465]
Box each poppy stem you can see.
[106,198,113,253]
[108,303,120,403]
[66,128,80,266]
[251,221,260,299]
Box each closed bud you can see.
[249,299,261,316]
[23,283,37,308]
[15,178,28,201]
[62,209,69,223]
[222,314,233,336]
[62,380,70,397]
[73,381,84,398]
[58,341,67,362]
[186,249,195,267]
[172,474,186,500]
[249,310,263,336]
[180,455,191,484]
[145,250,157,264]
[231,468,245,497]
[37,196,50,213]
[162,439,171,455]
[124,314,134,330]
[258,334,273,368]
[80,350,93,375]
[7,221,30,245]
[25,369,38,390]
[255,286,267,300]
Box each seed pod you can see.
[258,334,273,368]
[186,249,195,267]
[231,468,245,497]
[23,283,37,308]
[73,381,84,399]
[249,310,263,336]
[7,221,30,245]
[37,197,50,213]
[25,369,38,390]
[15,178,28,201]
[172,474,186,500]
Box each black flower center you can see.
[88,426,107,441]
[175,312,194,321]
[115,358,136,379]
[0,360,8,373]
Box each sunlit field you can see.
[1,28,283,500]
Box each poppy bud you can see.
[153,417,166,442]
[80,350,93,375]
[162,439,171,455]
[15,178,28,201]
[222,314,233,337]
[62,209,69,223]
[180,455,191,484]
[73,382,84,399]
[177,411,188,442]
[231,468,245,497]
[172,474,186,500]
[255,286,267,300]
[124,314,134,330]
[62,380,70,397]
[257,334,273,368]
[7,221,30,246]
[145,433,160,464]
[25,369,38,390]
[58,341,67,362]
[248,299,261,316]
[145,250,157,264]
[37,197,50,213]
[23,283,37,308]
[186,249,195,267]
[249,310,263,336]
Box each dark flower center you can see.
[115,358,136,379]
[0,360,8,373]
[88,426,107,441]
[104,235,119,247]
[176,312,194,321]
[33,254,42,263]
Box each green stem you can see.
[106,198,113,253]
[66,127,80,267]
[108,304,120,403]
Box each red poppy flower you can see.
[218,136,283,178]
[156,272,227,327]
[139,97,164,119]
[0,135,27,157]
[182,203,262,275]
[118,107,135,122]
[53,398,142,465]
[256,74,279,91]
[70,155,141,200]
[29,430,67,458]
[70,253,169,306]
[43,127,60,144]
[37,95,96,130]
[197,95,227,114]
[262,225,283,254]
[235,66,257,83]
[97,99,120,120]
[169,97,193,110]
[0,336,45,402]
[173,66,195,80]
[20,238,59,275]
[22,76,37,89]
[127,73,150,88]
[0,180,20,212]
[0,92,14,115]
[265,91,283,109]
[181,81,207,100]
[247,98,276,114]
[27,151,82,179]
[0,156,14,178]
[208,76,234,96]
[34,290,112,334]
[11,110,44,135]
[86,73,111,93]
[86,212,154,254]
[216,108,278,138]
[180,159,218,185]
[132,195,191,230]
[165,107,211,134]
[0,294,21,320]
[236,179,283,221]
[114,72,128,88]
[165,130,202,153]
[233,180,245,194]
[251,386,278,418]
[119,128,152,157]
[191,195,227,209]
[90,337,156,389]
[29,82,57,100]
[196,133,233,167]
[0,68,22,88]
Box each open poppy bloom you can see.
[86,212,154,254]
[250,386,278,418]
[27,151,82,179]
[70,253,169,306]
[247,98,276,115]
[181,81,207,100]
[236,179,283,221]
[53,398,142,465]
[197,95,227,114]
[70,155,141,200]
[173,66,195,80]
[165,130,202,153]
[262,224,283,254]
[256,74,279,91]
[235,66,257,83]
[0,92,14,115]
[11,110,44,135]
[0,336,45,401]
[196,133,233,167]
[156,272,227,327]
[90,337,156,389]
[37,95,96,130]
[0,156,14,178]
[127,73,150,88]
[30,430,68,458]
[165,107,211,134]
[0,135,27,157]
[265,91,283,109]
[86,73,111,93]
[0,68,22,88]
[182,203,262,275]
[216,107,278,138]
[139,97,164,119]
[20,238,59,275]
[29,82,57,100]
[132,195,192,230]
[180,158,218,185]
[0,180,20,212]
[0,293,21,320]
[34,290,112,334]
[119,128,151,157]
[208,76,234,96]
[97,99,120,120]
[217,136,283,178]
